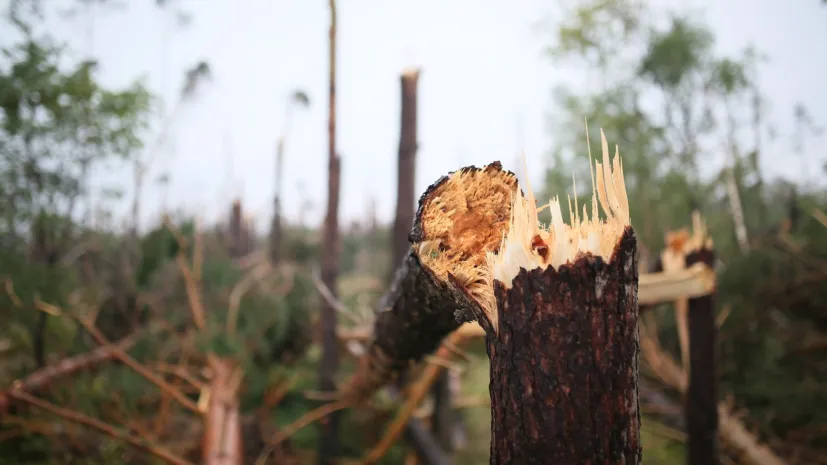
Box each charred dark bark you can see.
[318,0,341,460]
[483,228,641,465]
[685,247,719,465]
[390,69,420,279]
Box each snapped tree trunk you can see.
[341,162,518,403]
[482,230,640,464]
[318,0,341,461]
[346,132,641,465]
[685,244,719,465]
[471,134,640,464]
[202,357,242,465]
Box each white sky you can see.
[26,0,827,232]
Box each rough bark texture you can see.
[318,0,341,461]
[341,250,476,402]
[390,70,420,278]
[485,228,641,465]
[685,247,719,465]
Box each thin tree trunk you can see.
[229,200,244,259]
[482,228,641,464]
[270,135,286,265]
[390,68,421,277]
[685,245,720,465]
[340,162,518,403]
[318,0,341,460]
[202,357,242,465]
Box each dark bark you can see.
[341,250,476,402]
[318,153,342,463]
[483,228,642,465]
[390,69,420,279]
[381,386,451,465]
[229,200,244,259]
[269,196,282,265]
[431,371,454,452]
[342,162,516,403]
[318,0,341,461]
[685,247,719,465]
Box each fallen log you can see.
[340,162,519,403]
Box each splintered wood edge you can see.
[481,130,631,333]
[638,263,715,305]
[414,162,519,315]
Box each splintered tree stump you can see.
[485,230,640,464]
[341,162,518,403]
[347,131,642,465]
[469,131,641,464]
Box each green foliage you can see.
[0,23,152,237]
[545,0,827,457]
[639,17,712,89]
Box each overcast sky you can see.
[31,0,827,231]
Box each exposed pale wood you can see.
[637,263,716,305]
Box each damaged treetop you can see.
[344,130,642,464]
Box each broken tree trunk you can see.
[684,218,720,465]
[318,0,341,461]
[390,68,421,277]
[202,357,242,465]
[341,162,519,403]
[346,131,642,464]
[471,135,640,464]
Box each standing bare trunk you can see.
[685,245,719,465]
[229,200,244,259]
[317,0,341,462]
[269,136,286,265]
[390,68,420,277]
